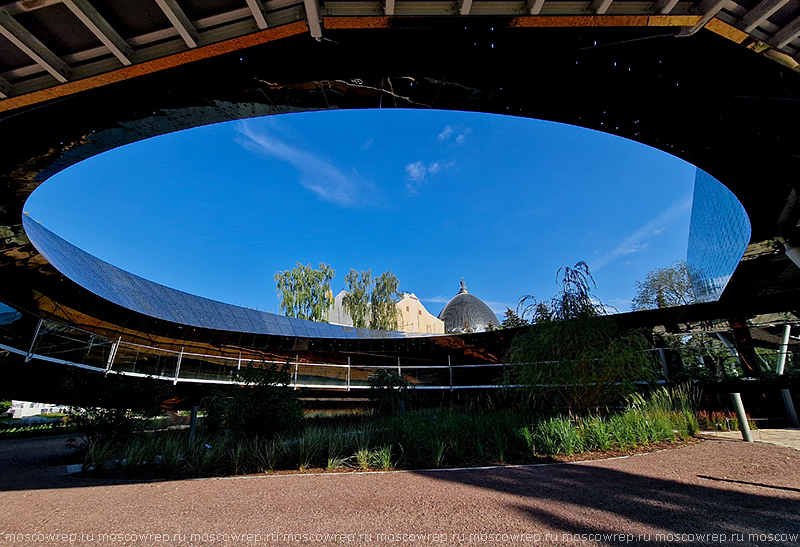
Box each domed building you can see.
[438,280,499,333]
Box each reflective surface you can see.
[0,301,512,389]
[687,170,752,303]
[24,216,422,340]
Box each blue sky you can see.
[24,109,695,320]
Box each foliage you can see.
[342,269,372,328]
[501,308,529,329]
[63,372,169,448]
[368,370,411,416]
[667,332,744,380]
[82,387,699,478]
[0,421,78,440]
[0,400,10,414]
[370,271,401,331]
[697,410,757,431]
[203,364,303,439]
[632,260,695,311]
[274,262,335,322]
[509,262,656,414]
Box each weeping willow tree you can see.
[274,262,335,322]
[509,262,656,414]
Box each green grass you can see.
[77,386,701,479]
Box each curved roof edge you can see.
[22,215,424,340]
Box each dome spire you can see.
[459,278,469,294]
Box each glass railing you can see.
[0,302,518,389]
[0,301,790,388]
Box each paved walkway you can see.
[1,435,799,546]
[700,428,800,451]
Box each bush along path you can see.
[80,386,700,479]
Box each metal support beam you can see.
[0,8,71,82]
[173,346,184,385]
[385,0,395,15]
[730,393,753,442]
[154,0,198,48]
[63,0,133,65]
[245,0,269,29]
[589,0,614,14]
[716,332,742,374]
[657,348,670,380]
[293,355,299,389]
[347,356,351,391]
[654,0,680,15]
[768,13,800,49]
[105,336,120,375]
[777,324,791,375]
[681,0,728,35]
[25,318,43,363]
[526,0,546,14]
[0,75,12,98]
[458,0,474,15]
[448,355,453,391]
[780,389,800,427]
[303,0,323,40]
[738,0,791,33]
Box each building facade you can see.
[686,169,752,303]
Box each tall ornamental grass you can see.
[82,386,700,478]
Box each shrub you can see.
[203,364,302,439]
[368,370,411,416]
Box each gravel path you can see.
[1,436,799,546]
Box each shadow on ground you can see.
[0,434,169,492]
[414,439,800,542]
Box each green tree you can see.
[632,260,694,311]
[509,262,656,414]
[342,269,372,328]
[274,262,335,322]
[370,271,401,331]
[501,308,530,329]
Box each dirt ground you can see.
[1,435,798,546]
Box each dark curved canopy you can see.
[0,16,797,391]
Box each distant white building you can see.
[328,290,353,327]
[329,290,444,334]
[7,401,67,419]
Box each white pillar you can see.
[730,393,753,442]
[777,324,791,375]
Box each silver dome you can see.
[437,281,499,333]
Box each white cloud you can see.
[423,295,451,304]
[456,128,473,144]
[235,121,377,208]
[405,161,427,182]
[620,243,649,255]
[591,197,691,271]
[361,138,373,150]
[438,126,454,140]
[404,160,456,193]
